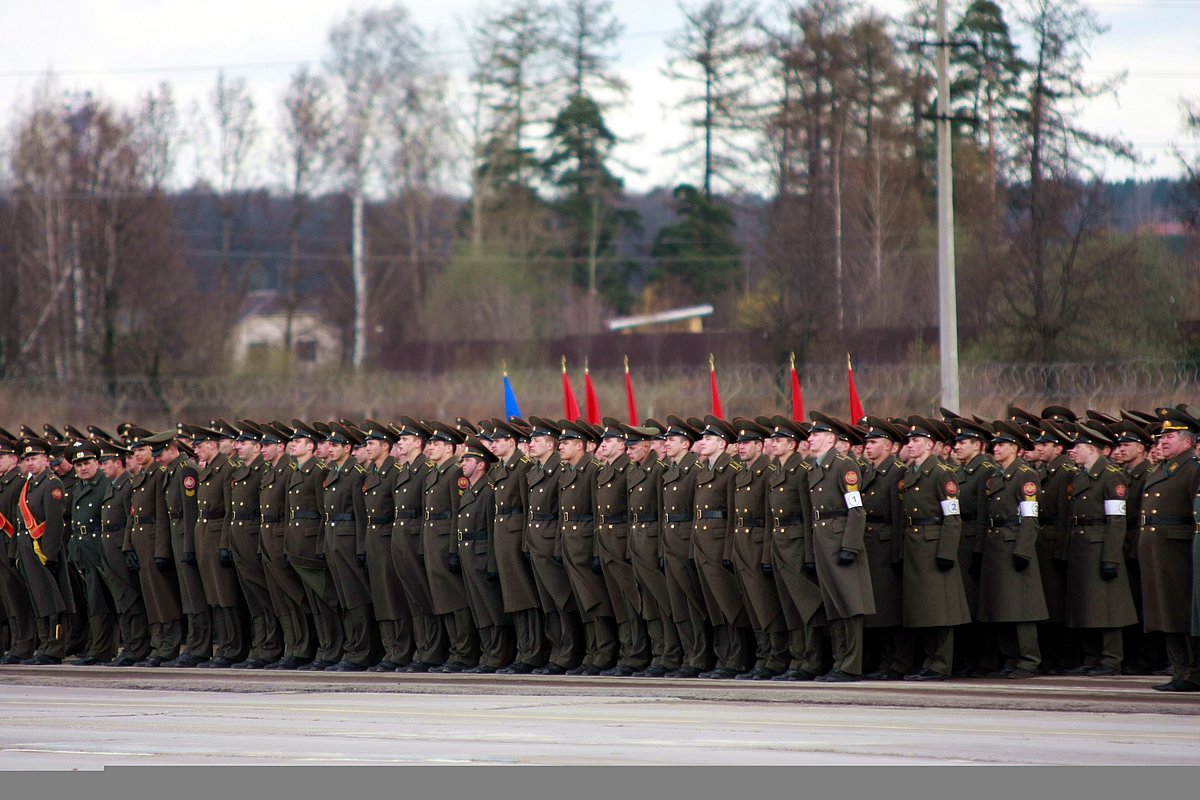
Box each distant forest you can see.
[2,0,1199,383]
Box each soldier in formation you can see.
[1,403,1197,692]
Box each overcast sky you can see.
[2,0,1198,194]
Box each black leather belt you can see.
[424,511,452,521]
[326,512,353,523]
[990,518,1021,528]
[368,514,394,525]
[699,510,726,520]
[1039,516,1058,525]
[129,514,156,525]
[458,530,488,542]
[812,509,849,521]
[290,510,321,521]
[772,515,804,527]
[630,512,658,524]
[261,514,282,524]
[102,523,125,533]
[198,512,225,522]
[563,513,594,523]
[76,523,101,534]
[395,509,420,520]
[598,513,627,526]
[530,512,558,522]
[665,513,693,523]
[906,516,940,526]
[1071,516,1107,527]
[865,514,893,524]
[735,517,765,528]
[1141,515,1193,526]
[496,506,523,516]
[234,512,261,521]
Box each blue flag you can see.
[503,371,522,419]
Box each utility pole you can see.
[936,0,960,412]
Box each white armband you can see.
[940,499,960,516]
[1018,501,1039,519]
[1104,500,1126,517]
[844,491,862,509]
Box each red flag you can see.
[624,355,639,425]
[562,356,580,420]
[709,353,724,419]
[847,352,864,422]
[789,352,805,421]
[584,359,600,425]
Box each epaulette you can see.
[590,458,602,469]
[1017,463,1036,474]
[728,459,743,471]
[353,463,366,474]
[1063,462,1078,472]
[289,461,299,471]
[424,460,435,469]
[767,462,779,472]
[519,455,532,464]
[315,460,326,469]
[1104,464,1123,474]
[157,465,168,474]
[937,462,957,473]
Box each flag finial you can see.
[624,354,629,374]
[562,354,567,373]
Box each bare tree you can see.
[204,71,260,307]
[134,81,181,192]
[325,1,423,368]
[277,66,333,354]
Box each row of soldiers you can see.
[1,404,1197,691]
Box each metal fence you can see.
[2,360,1197,429]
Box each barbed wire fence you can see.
[3,360,1198,429]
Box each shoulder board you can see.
[728,459,743,471]
[289,462,299,471]
[590,458,602,469]
[767,463,779,472]
[937,463,957,473]
[1063,463,1078,472]
[424,460,435,469]
[157,465,168,474]
[520,455,532,464]
[1017,463,1035,474]
[353,463,366,474]
[315,460,326,469]
[1104,464,1123,474]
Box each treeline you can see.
[1,0,1199,383]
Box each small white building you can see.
[230,291,341,370]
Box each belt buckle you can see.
[424,509,431,521]
[598,514,606,527]
[735,516,745,528]
[1139,513,1146,528]
[289,509,296,521]
[813,510,821,521]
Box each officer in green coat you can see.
[0,436,37,663]
[96,440,150,665]
[65,440,117,665]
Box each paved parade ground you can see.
[2,668,1198,768]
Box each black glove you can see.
[219,548,234,567]
[447,552,461,574]
[282,554,290,567]
[590,556,603,575]
[891,560,904,577]
[1012,554,1030,572]
[256,552,263,563]
[1053,557,1068,575]
[315,552,326,561]
[486,570,499,583]
[552,554,563,564]
[761,562,774,576]
[126,551,140,572]
[520,550,531,563]
[968,553,983,580]
[418,553,425,564]
[182,551,197,566]
[803,562,817,577]
[357,552,367,568]
[936,557,955,572]
[836,549,855,566]
[624,557,633,565]
[155,557,170,572]
[45,559,59,574]
[1100,561,1119,581]
[657,556,665,572]
[721,558,734,571]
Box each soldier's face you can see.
[261,443,282,461]
[952,438,982,463]
[1158,430,1194,460]
[75,457,99,480]
[993,441,1019,464]
[527,435,555,461]
[22,454,48,475]
[133,445,153,468]
[1068,442,1098,467]
[460,456,485,481]
[364,439,385,462]
[100,458,123,479]
[735,439,762,462]
[808,431,836,457]
[664,435,689,460]
[491,436,516,460]
[195,440,220,463]
[426,440,453,463]
[627,441,651,462]
[907,436,935,463]
[557,438,585,463]
[0,454,16,473]
[862,437,890,462]
[328,443,350,462]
